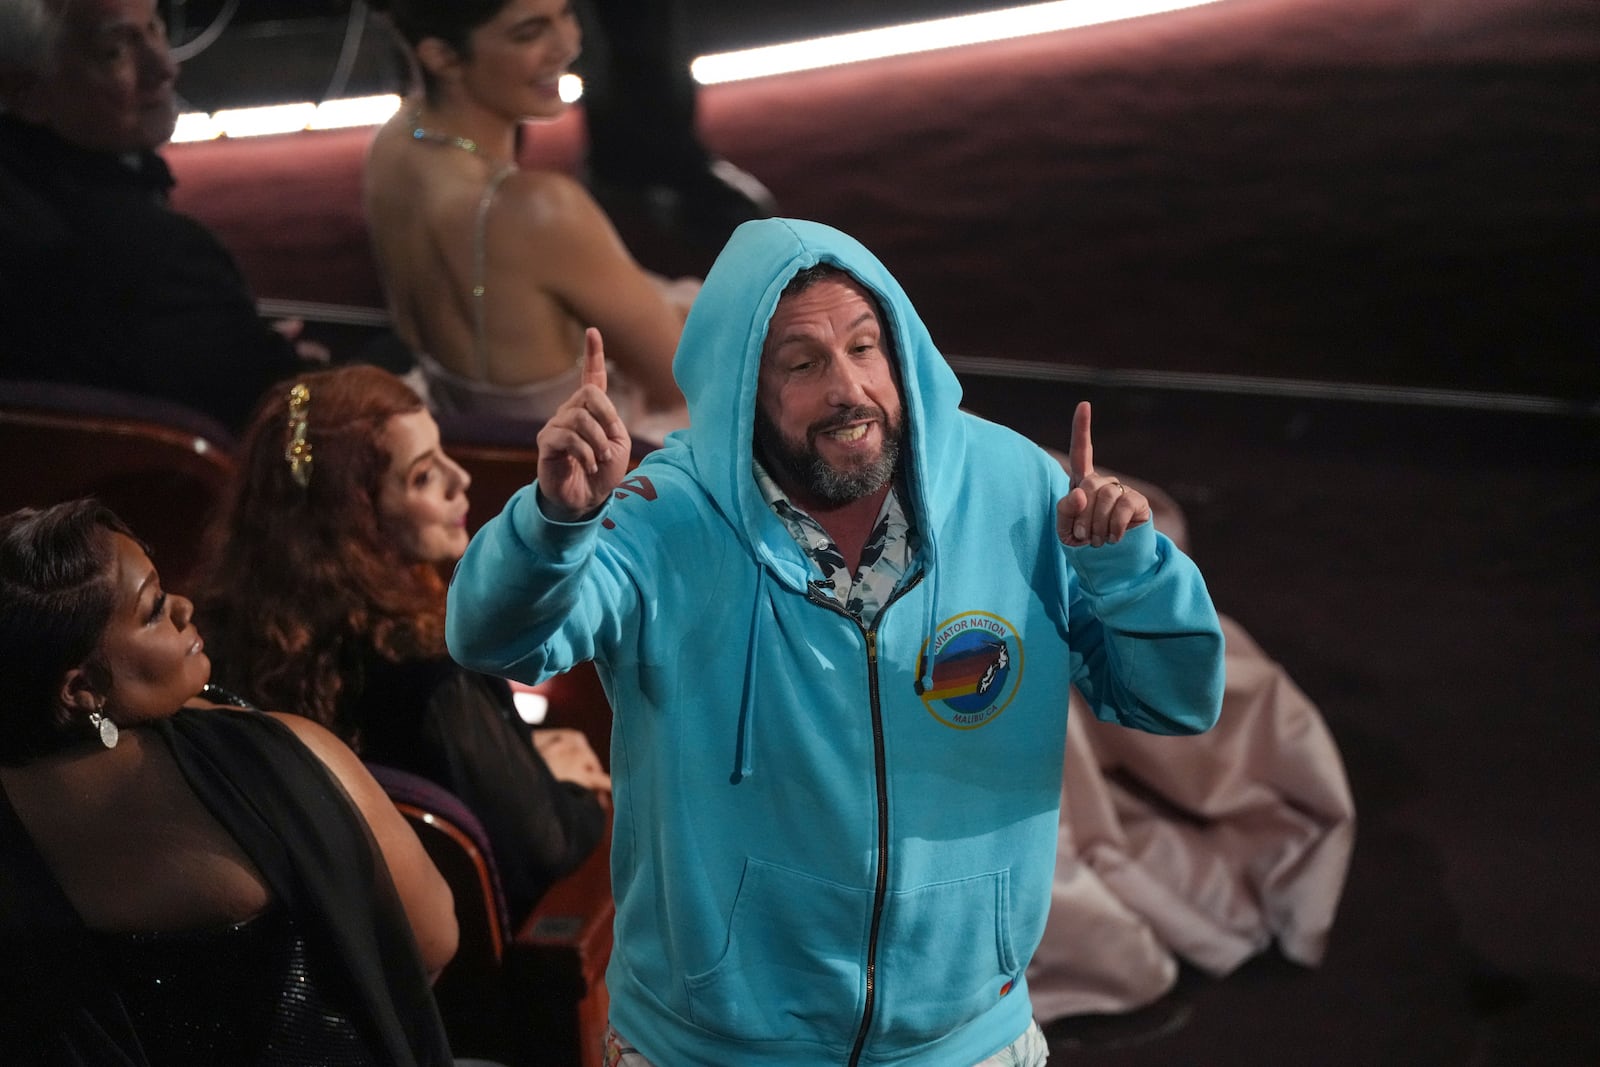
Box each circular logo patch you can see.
[918,611,1024,729]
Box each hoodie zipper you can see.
[808,572,924,1067]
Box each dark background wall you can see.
[176,0,1598,400]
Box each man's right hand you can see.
[536,327,632,521]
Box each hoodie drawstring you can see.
[732,569,768,783]
[914,541,939,696]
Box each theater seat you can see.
[0,380,235,589]
[365,763,513,1062]
[366,763,615,1067]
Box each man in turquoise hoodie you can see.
[447,218,1225,1066]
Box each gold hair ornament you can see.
[285,383,313,487]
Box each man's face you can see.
[27,0,177,152]
[754,274,905,509]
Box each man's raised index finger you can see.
[582,326,607,391]
[1070,400,1094,484]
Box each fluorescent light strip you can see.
[172,111,223,142]
[693,0,1222,83]
[174,95,399,141]
[171,80,578,142]
[209,102,316,138]
[308,93,404,130]
[170,0,1222,141]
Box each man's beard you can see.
[755,404,904,506]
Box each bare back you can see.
[364,108,685,411]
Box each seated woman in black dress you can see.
[0,499,456,1065]
[197,364,608,925]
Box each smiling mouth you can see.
[188,636,205,655]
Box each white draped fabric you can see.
[1028,613,1355,1018]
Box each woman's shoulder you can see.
[164,705,368,786]
[366,119,497,216]
[165,706,309,767]
[493,166,612,239]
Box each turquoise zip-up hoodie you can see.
[447,219,1224,1066]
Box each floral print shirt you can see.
[754,461,915,627]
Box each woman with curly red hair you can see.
[198,364,608,923]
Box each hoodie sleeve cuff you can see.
[1066,520,1163,595]
[508,483,611,562]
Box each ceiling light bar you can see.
[172,111,223,142]
[307,93,403,130]
[209,101,316,139]
[691,0,1224,84]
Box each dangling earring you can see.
[88,699,119,750]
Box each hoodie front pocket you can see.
[684,858,872,1049]
[873,868,1018,1049]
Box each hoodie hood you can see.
[663,217,966,593]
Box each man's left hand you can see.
[1056,401,1151,548]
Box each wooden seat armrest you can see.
[515,816,614,976]
[506,817,614,1067]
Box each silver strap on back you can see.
[471,164,518,378]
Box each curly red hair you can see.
[196,365,445,737]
